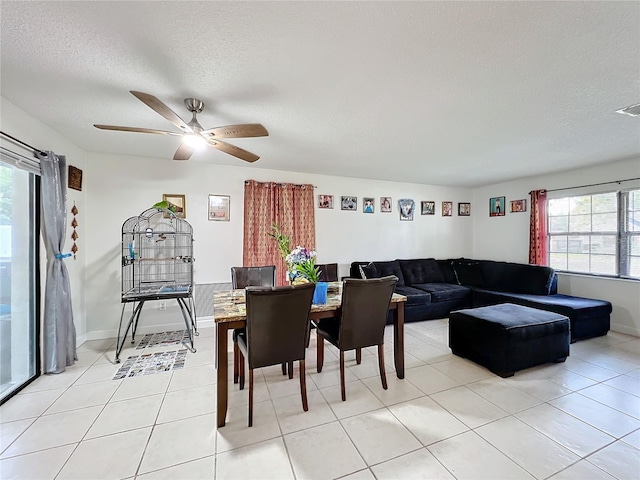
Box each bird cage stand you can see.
[116,207,198,362]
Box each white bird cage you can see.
[122,207,194,298]
[116,207,197,362]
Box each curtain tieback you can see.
[55,253,72,259]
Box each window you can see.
[548,189,639,279]
[625,189,640,278]
[0,159,40,404]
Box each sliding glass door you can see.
[0,159,39,404]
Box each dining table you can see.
[214,281,407,427]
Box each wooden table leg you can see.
[217,323,229,427]
[393,302,405,379]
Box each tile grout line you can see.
[133,354,177,479]
[53,342,127,480]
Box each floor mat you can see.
[113,350,188,379]
[136,330,190,349]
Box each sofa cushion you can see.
[438,259,461,284]
[412,283,471,302]
[399,258,444,285]
[359,262,380,279]
[373,260,405,286]
[479,260,555,295]
[394,285,431,305]
[452,260,485,287]
[473,290,612,319]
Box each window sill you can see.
[555,271,640,283]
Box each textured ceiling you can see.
[1,1,639,187]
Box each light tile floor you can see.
[1,320,639,480]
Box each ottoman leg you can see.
[554,357,567,363]
[495,371,514,378]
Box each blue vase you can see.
[313,282,328,304]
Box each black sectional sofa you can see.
[350,258,612,342]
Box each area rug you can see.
[113,349,188,380]
[135,330,190,349]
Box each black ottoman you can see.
[449,303,570,377]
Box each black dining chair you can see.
[316,275,397,401]
[231,266,276,383]
[315,263,339,282]
[237,283,315,426]
[231,266,276,290]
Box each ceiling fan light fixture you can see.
[94,91,267,162]
[616,103,640,117]
[182,133,206,149]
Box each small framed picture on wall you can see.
[398,198,415,221]
[341,196,357,211]
[208,194,230,221]
[421,201,435,215]
[163,194,186,218]
[380,197,392,212]
[490,196,506,217]
[458,202,471,216]
[318,194,334,209]
[363,197,375,213]
[510,199,527,213]
[68,165,83,191]
[442,201,453,217]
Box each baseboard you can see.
[76,333,88,346]
[610,322,640,338]
[84,316,215,342]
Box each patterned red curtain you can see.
[529,189,548,265]
[243,180,316,285]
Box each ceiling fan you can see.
[94,91,268,162]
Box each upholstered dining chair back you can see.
[231,266,276,289]
[245,283,315,370]
[315,275,397,401]
[316,263,339,282]
[338,276,398,350]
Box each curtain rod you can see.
[244,180,317,188]
[531,177,640,194]
[0,131,45,156]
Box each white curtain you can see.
[40,151,76,373]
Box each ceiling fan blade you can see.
[93,124,181,136]
[173,143,193,161]
[130,91,193,133]
[201,123,269,138]
[206,138,260,163]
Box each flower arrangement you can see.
[268,224,321,283]
[287,246,320,284]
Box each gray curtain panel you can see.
[40,151,76,373]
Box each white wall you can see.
[85,152,473,338]
[472,157,640,336]
[1,97,88,343]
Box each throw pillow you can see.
[359,262,380,279]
